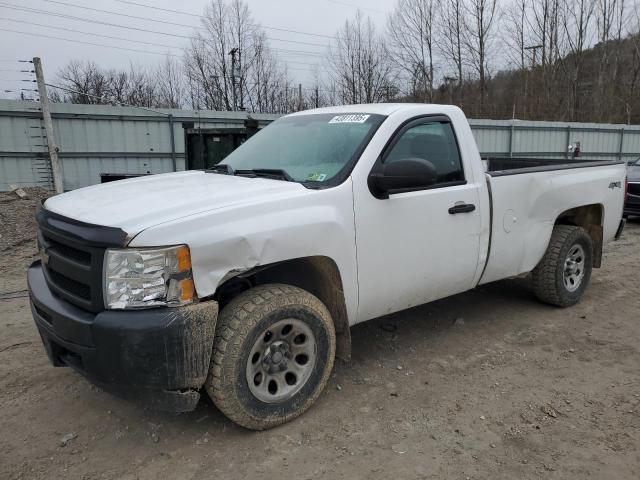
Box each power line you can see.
[41,0,336,41]
[0,3,193,39]
[0,21,325,68]
[114,0,205,18]
[2,17,325,58]
[3,17,183,49]
[0,27,179,57]
[272,48,323,58]
[0,3,330,48]
[0,27,328,73]
[112,0,336,39]
[41,0,201,31]
[325,0,385,14]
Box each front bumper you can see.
[27,261,218,412]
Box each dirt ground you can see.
[1,192,638,479]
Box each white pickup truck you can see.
[28,104,627,429]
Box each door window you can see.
[383,121,465,185]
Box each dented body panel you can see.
[129,177,360,324]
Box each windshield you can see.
[220,113,386,185]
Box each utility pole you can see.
[238,49,243,111]
[315,86,319,108]
[298,83,302,111]
[33,57,63,194]
[524,45,543,68]
[229,48,239,111]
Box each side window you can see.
[383,121,465,185]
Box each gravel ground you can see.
[0,187,51,252]
[0,203,638,479]
[0,187,52,294]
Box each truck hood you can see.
[44,171,307,236]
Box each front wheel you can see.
[205,284,336,430]
[532,225,593,307]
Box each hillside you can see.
[430,34,640,124]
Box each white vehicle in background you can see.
[29,104,626,429]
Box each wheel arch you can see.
[214,256,352,361]
[554,203,604,267]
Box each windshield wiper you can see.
[234,168,295,182]
[206,163,235,175]
[207,165,294,182]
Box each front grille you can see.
[48,270,91,300]
[37,212,107,313]
[628,183,640,196]
[43,234,92,265]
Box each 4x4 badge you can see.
[609,181,622,189]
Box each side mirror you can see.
[368,158,438,199]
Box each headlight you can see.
[103,245,195,309]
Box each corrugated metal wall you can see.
[0,100,278,191]
[1,99,639,191]
[468,118,640,161]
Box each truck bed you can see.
[479,159,627,286]
[485,157,623,176]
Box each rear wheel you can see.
[532,225,593,307]
[205,284,336,430]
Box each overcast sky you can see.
[0,0,393,99]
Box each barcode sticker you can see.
[328,114,371,124]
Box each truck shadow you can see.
[349,276,538,359]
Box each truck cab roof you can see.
[286,103,462,118]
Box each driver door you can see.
[353,117,482,322]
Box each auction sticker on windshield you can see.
[307,172,328,181]
[329,114,371,124]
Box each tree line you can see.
[50,0,640,124]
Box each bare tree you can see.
[155,56,186,108]
[463,0,499,115]
[562,0,597,119]
[439,0,467,105]
[504,0,529,70]
[387,0,438,101]
[327,10,394,104]
[185,0,239,110]
[57,60,108,104]
[124,63,156,107]
[55,60,161,107]
[244,32,295,113]
[184,0,292,112]
[502,0,530,118]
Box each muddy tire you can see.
[205,284,336,430]
[532,225,593,307]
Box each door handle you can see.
[448,203,476,214]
